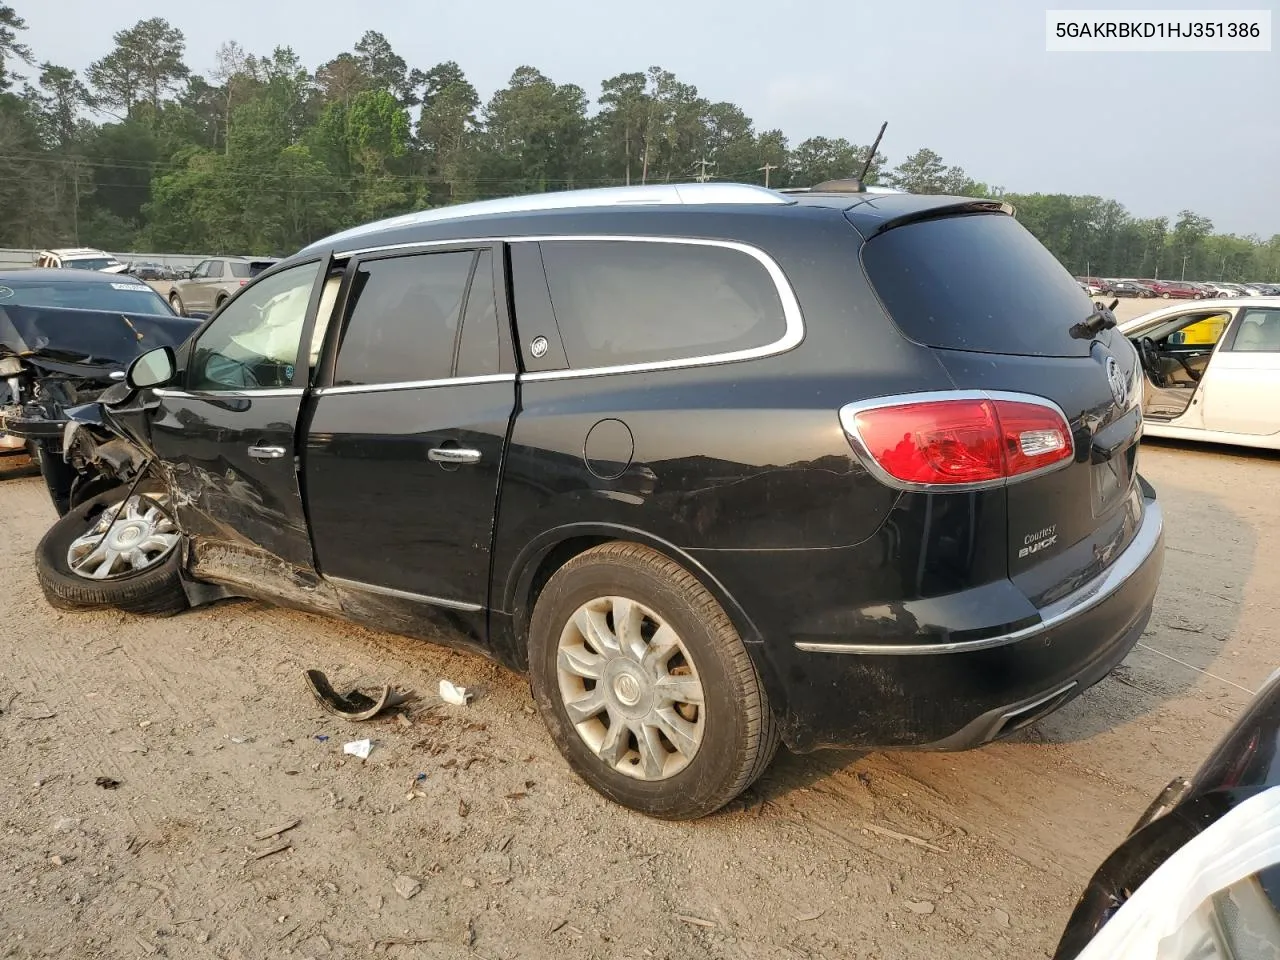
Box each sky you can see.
[16,0,1280,236]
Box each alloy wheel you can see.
[67,494,180,580]
[556,595,706,781]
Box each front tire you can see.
[35,488,189,616]
[528,542,779,820]
[169,292,185,316]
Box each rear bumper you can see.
[728,488,1165,753]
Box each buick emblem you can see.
[1105,356,1127,407]
[530,336,549,359]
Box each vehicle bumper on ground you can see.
[0,404,67,441]
[732,487,1164,753]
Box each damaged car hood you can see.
[0,304,198,374]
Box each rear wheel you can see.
[528,542,778,820]
[35,487,188,616]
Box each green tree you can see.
[0,4,33,91]
[353,31,412,104]
[595,71,648,185]
[790,136,883,186]
[481,66,589,195]
[32,63,89,148]
[87,18,189,118]
[416,61,480,203]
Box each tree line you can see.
[1,7,1276,282]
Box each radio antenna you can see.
[857,121,888,183]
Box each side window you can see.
[1167,312,1230,347]
[205,260,224,279]
[332,251,475,387]
[189,261,209,279]
[187,261,320,391]
[538,240,788,369]
[1227,309,1280,353]
[455,250,500,377]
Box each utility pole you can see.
[758,163,778,188]
[694,156,716,183]
[1181,254,1190,280]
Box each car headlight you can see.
[1074,786,1280,959]
[0,357,23,377]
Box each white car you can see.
[35,248,129,274]
[1120,297,1280,450]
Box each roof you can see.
[0,268,153,285]
[39,248,117,259]
[296,182,1004,258]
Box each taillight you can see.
[239,280,248,286]
[840,393,1073,490]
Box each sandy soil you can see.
[0,438,1276,960]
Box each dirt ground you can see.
[0,434,1276,960]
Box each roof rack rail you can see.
[314,182,794,250]
[781,181,908,196]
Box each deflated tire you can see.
[35,487,189,616]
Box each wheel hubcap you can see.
[67,494,180,581]
[556,596,706,781]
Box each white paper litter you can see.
[439,680,472,706]
[342,739,372,759]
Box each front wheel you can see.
[528,542,779,820]
[35,487,189,616]
[169,292,185,316]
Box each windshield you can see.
[64,258,120,271]
[0,280,173,315]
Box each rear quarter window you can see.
[538,240,788,369]
[861,213,1095,358]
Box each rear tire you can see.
[35,487,189,616]
[528,542,779,820]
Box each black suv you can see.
[32,182,1164,820]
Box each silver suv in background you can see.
[160,256,279,317]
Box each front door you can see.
[149,259,328,576]
[303,244,517,625]
[1200,305,1280,436]
[1134,308,1233,422]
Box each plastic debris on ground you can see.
[342,739,373,760]
[439,680,473,706]
[304,669,415,721]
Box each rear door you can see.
[303,243,517,621]
[191,260,223,314]
[859,211,1146,606]
[1200,306,1280,436]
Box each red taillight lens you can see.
[844,396,1072,488]
[239,279,248,286]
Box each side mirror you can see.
[126,346,177,391]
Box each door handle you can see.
[248,445,287,460]
[428,447,481,465]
